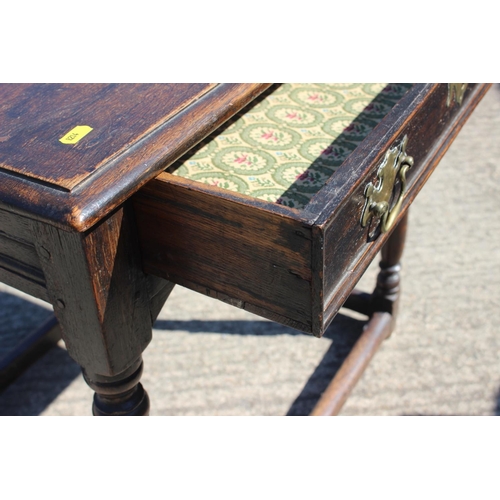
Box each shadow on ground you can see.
[0,345,81,416]
[1,289,368,415]
[286,314,366,415]
[3,293,499,416]
[155,311,367,416]
[0,291,52,357]
[0,291,81,416]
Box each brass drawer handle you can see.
[360,135,413,234]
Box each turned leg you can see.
[311,210,409,416]
[371,209,409,324]
[83,357,150,416]
[33,203,174,416]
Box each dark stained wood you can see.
[370,210,408,319]
[83,356,149,416]
[0,232,41,271]
[0,207,36,242]
[0,274,173,398]
[0,84,216,190]
[380,210,408,268]
[0,259,47,302]
[29,200,172,414]
[134,177,314,332]
[0,83,273,232]
[302,84,436,220]
[0,208,47,300]
[318,83,491,334]
[32,203,154,376]
[0,84,275,414]
[146,275,176,325]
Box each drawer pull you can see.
[360,135,413,234]
[447,83,467,106]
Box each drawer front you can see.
[316,83,490,334]
[134,83,490,337]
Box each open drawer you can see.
[133,83,490,337]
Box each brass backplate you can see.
[447,83,467,106]
[361,135,414,234]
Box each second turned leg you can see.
[83,357,150,416]
[311,211,409,416]
[371,209,409,323]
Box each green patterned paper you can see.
[169,83,412,210]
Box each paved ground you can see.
[1,85,499,416]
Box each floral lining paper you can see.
[168,83,412,210]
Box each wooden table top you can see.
[0,83,271,232]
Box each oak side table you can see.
[0,83,490,415]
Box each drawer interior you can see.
[135,83,489,337]
[166,83,412,210]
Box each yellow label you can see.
[59,125,93,144]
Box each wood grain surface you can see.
[134,178,314,332]
[0,84,215,190]
[0,83,272,231]
[32,204,155,376]
[0,208,47,300]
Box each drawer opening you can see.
[136,83,488,336]
[166,83,412,211]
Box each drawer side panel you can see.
[134,180,314,331]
